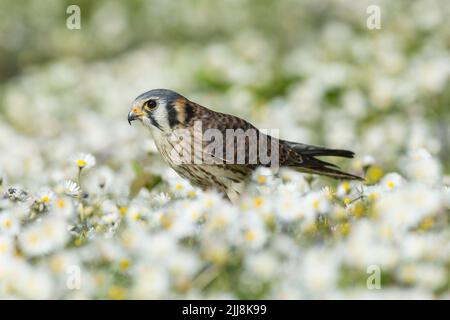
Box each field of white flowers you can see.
[0,0,449,299]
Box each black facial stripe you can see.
[184,102,194,124]
[166,102,179,128]
[148,113,162,131]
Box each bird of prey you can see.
[128,89,363,201]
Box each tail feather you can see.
[297,165,364,181]
[282,140,363,180]
[303,155,363,180]
[310,157,340,169]
[284,141,355,158]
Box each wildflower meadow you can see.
[0,0,449,299]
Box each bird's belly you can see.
[153,133,249,199]
[152,137,205,184]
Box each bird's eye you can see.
[144,100,157,110]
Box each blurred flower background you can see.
[0,0,449,299]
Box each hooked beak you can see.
[128,108,144,125]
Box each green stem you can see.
[77,167,83,189]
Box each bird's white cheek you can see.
[142,116,164,139]
[142,117,153,128]
[153,107,170,131]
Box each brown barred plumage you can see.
[128,89,363,202]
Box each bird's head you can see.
[128,89,193,132]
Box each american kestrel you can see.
[128,89,362,201]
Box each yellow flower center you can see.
[56,199,65,208]
[119,259,130,270]
[342,182,350,193]
[351,202,365,217]
[175,183,183,190]
[160,214,172,229]
[420,217,434,230]
[41,196,50,203]
[253,197,264,208]
[313,199,320,209]
[76,159,87,168]
[191,211,200,220]
[212,216,227,228]
[257,175,267,184]
[3,219,12,229]
[366,165,384,184]
[119,207,128,216]
[344,197,351,205]
[132,212,141,221]
[368,192,380,201]
[334,208,346,219]
[187,191,196,198]
[27,233,39,245]
[245,230,256,241]
[108,286,126,300]
[339,223,351,235]
[50,257,64,273]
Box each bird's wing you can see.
[188,104,362,180]
[193,106,262,167]
[191,105,303,169]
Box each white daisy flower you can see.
[18,215,69,257]
[0,234,14,256]
[362,155,376,167]
[301,249,339,293]
[380,172,405,191]
[153,192,171,206]
[402,148,441,185]
[0,212,20,235]
[72,153,96,170]
[37,189,54,205]
[63,180,81,197]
